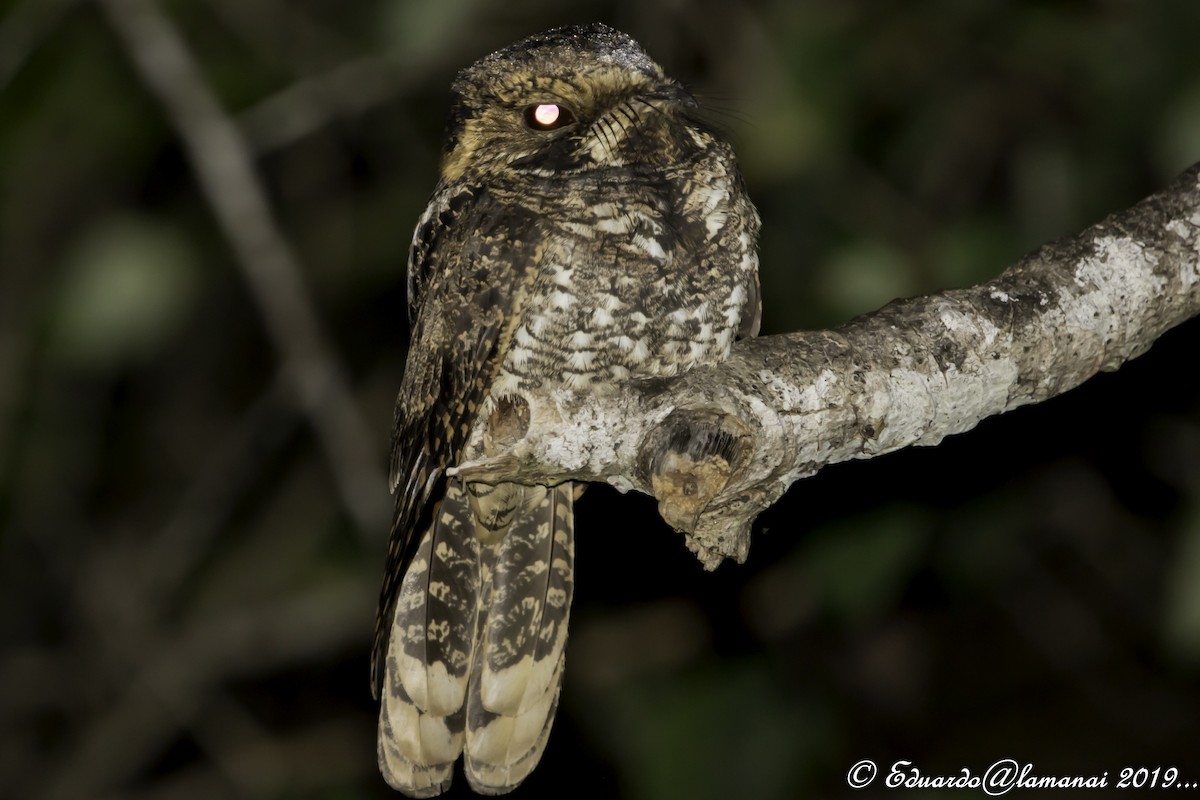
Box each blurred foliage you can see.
[52,216,201,367]
[1164,479,1200,661]
[1,1,1199,799]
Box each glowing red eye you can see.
[524,103,576,131]
[533,104,560,126]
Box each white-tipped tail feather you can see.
[378,481,575,797]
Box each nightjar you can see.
[373,23,760,796]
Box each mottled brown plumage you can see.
[373,23,760,796]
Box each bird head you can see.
[440,24,702,181]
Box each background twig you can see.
[97,0,387,539]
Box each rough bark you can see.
[453,163,1200,568]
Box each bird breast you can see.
[491,172,754,397]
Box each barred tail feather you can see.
[465,482,576,794]
[377,695,457,798]
[464,654,564,795]
[379,481,576,796]
[378,482,481,797]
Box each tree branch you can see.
[0,0,82,93]
[96,0,388,537]
[238,54,412,153]
[454,163,1200,568]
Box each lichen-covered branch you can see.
[455,163,1200,567]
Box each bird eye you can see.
[523,103,576,131]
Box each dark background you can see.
[2,1,1199,798]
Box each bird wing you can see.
[372,183,540,699]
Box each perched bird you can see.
[372,23,761,797]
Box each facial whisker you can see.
[589,116,617,160]
[631,96,661,117]
[605,113,626,142]
[603,116,624,148]
[612,102,641,132]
